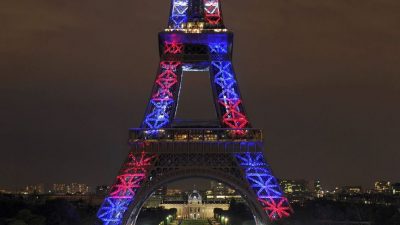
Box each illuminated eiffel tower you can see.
[96,0,292,224]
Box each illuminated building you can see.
[25,184,45,194]
[205,182,242,201]
[342,186,362,195]
[52,183,90,195]
[53,183,67,194]
[280,180,310,203]
[164,188,185,202]
[392,183,400,195]
[314,180,324,198]
[0,189,11,194]
[67,183,89,195]
[374,181,391,193]
[166,188,183,196]
[160,190,229,219]
[144,187,166,208]
[208,181,239,199]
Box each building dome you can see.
[188,190,202,204]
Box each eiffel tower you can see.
[96,0,292,224]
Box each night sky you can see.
[1,0,399,191]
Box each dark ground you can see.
[1,194,399,225]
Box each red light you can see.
[259,197,292,220]
[109,151,156,199]
[219,99,249,131]
[164,42,184,54]
[204,0,222,25]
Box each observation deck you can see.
[129,128,263,142]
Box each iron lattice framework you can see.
[96,1,292,224]
[97,148,156,224]
[236,152,291,220]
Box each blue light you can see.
[235,152,283,199]
[144,100,174,129]
[235,150,291,219]
[209,42,228,54]
[97,197,132,225]
[236,152,267,167]
[212,61,239,101]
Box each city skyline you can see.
[2,178,398,194]
[1,0,400,191]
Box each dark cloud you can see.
[1,0,399,190]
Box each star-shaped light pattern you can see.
[235,151,292,221]
[259,197,292,220]
[203,0,222,25]
[169,0,189,28]
[97,151,156,225]
[219,99,248,129]
[209,42,228,54]
[97,198,130,224]
[164,41,184,54]
[211,61,249,133]
[143,61,181,129]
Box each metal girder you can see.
[96,1,292,225]
[96,141,291,225]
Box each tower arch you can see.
[123,169,269,225]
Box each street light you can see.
[225,217,228,225]
[167,215,173,224]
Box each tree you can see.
[39,200,80,225]
[7,209,45,225]
[8,221,27,225]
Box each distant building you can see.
[160,190,229,219]
[53,184,67,194]
[144,187,166,208]
[374,181,391,193]
[164,188,185,201]
[280,180,308,194]
[314,180,324,198]
[0,189,10,194]
[206,181,241,202]
[211,181,226,196]
[50,183,90,195]
[67,183,89,195]
[96,185,110,195]
[342,186,362,195]
[280,180,310,203]
[392,183,400,195]
[166,188,182,196]
[226,187,235,195]
[25,184,45,194]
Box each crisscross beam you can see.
[235,151,292,220]
[142,61,182,129]
[211,61,249,131]
[97,150,156,225]
[169,0,189,28]
[203,0,222,25]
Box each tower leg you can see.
[209,60,249,131]
[96,143,156,225]
[141,61,183,129]
[234,143,292,221]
